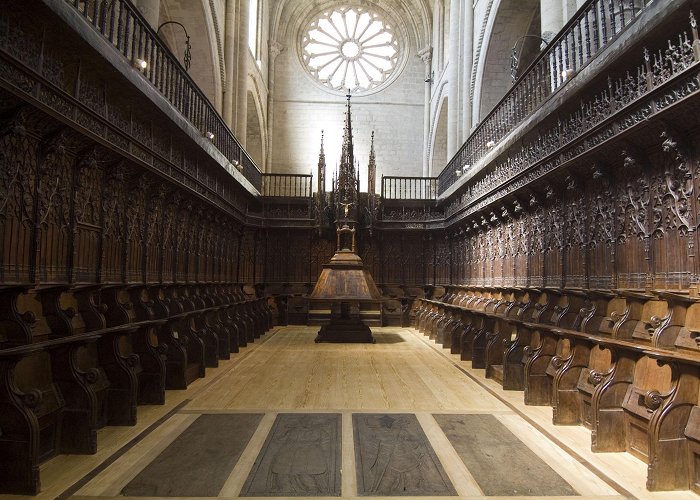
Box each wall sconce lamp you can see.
[232,159,243,171]
[455,169,462,177]
[157,21,192,71]
[510,34,549,82]
[204,131,215,141]
[133,58,148,70]
[486,140,496,149]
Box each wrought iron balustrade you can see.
[262,173,314,198]
[64,0,262,190]
[381,176,438,200]
[438,0,653,195]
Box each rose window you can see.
[301,7,400,93]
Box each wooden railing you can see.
[64,0,263,190]
[261,173,313,198]
[438,0,653,195]
[382,176,438,200]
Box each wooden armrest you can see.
[0,332,103,358]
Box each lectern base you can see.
[315,318,375,343]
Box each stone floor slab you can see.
[434,413,577,496]
[240,413,342,497]
[353,413,456,496]
[121,413,263,497]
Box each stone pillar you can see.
[461,0,474,141]
[418,46,432,177]
[542,0,565,91]
[265,41,284,172]
[134,0,160,29]
[540,0,564,42]
[235,0,250,145]
[223,0,237,128]
[446,0,461,158]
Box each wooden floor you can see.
[7,326,699,499]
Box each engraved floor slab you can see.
[241,413,342,497]
[353,413,456,496]
[121,413,263,497]
[434,414,577,496]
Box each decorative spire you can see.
[340,89,354,171]
[368,131,376,196]
[317,130,326,195]
[337,89,357,219]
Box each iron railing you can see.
[64,0,263,190]
[438,0,652,195]
[382,176,438,200]
[262,173,313,197]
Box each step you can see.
[185,363,202,385]
[490,364,504,385]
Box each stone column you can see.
[461,0,474,141]
[446,0,461,158]
[134,0,160,29]
[223,0,237,128]
[540,0,564,42]
[265,41,284,172]
[235,0,250,145]
[418,46,432,177]
[542,0,565,91]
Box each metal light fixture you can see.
[561,68,576,81]
[510,34,549,82]
[486,140,496,149]
[205,131,215,141]
[157,21,192,71]
[133,58,148,70]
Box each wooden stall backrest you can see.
[598,297,628,335]
[676,303,700,352]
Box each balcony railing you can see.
[438,0,653,195]
[382,176,438,200]
[64,0,263,190]
[261,173,313,198]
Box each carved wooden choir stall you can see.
[3,0,700,496]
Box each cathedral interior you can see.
[2,0,700,498]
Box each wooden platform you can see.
[11,326,698,499]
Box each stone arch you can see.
[269,0,432,57]
[246,89,265,169]
[159,0,224,111]
[430,96,448,177]
[472,0,539,122]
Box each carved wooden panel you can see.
[588,171,616,290]
[238,229,257,283]
[0,114,36,284]
[434,234,451,285]
[310,235,334,285]
[36,131,73,284]
[73,149,103,284]
[145,185,166,283]
[101,163,128,283]
[125,175,147,284]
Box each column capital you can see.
[269,40,286,61]
[417,46,433,66]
